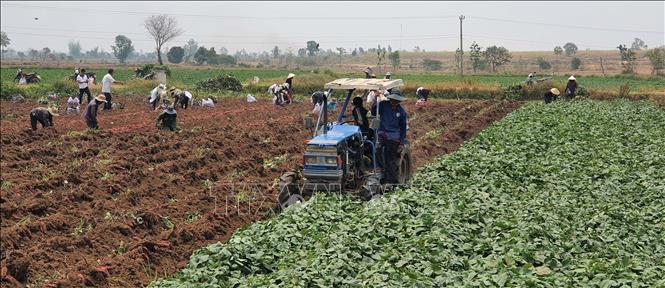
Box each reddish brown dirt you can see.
[0,96,522,287]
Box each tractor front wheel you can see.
[277,172,303,211]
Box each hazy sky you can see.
[1,1,663,54]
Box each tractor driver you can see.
[371,90,408,185]
[351,96,370,136]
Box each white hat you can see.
[158,83,166,90]
[386,72,391,76]
[568,75,576,81]
[287,73,295,79]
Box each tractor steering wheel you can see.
[339,120,356,125]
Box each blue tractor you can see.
[278,78,413,209]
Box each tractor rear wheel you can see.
[398,145,413,184]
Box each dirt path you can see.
[0,96,522,287]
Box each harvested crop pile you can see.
[151,99,665,287]
[193,74,243,92]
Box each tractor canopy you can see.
[324,78,403,91]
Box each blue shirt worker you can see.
[372,90,408,184]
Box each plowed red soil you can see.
[0,96,522,287]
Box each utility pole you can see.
[459,15,465,77]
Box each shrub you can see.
[0,82,23,100]
[570,57,582,70]
[193,74,243,92]
[52,79,78,96]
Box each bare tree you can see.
[144,14,183,65]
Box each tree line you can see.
[1,20,664,75]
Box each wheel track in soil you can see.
[0,97,522,287]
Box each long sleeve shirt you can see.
[372,100,407,143]
[83,100,99,123]
[30,107,54,125]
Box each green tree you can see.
[272,46,280,58]
[218,54,237,65]
[41,47,51,60]
[183,39,198,63]
[389,51,400,69]
[297,48,306,57]
[206,47,219,65]
[483,45,512,73]
[617,44,637,74]
[553,46,563,56]
[194,47,208,65]
[570,57,582,70]
[306,40,319,57]
[537,57,552,71]
[167,46,184,64]
[336,47,345,67]
[422,59,442,71]
[645,47,665,75]
[111,35,135,64]
[68,40,82,58]
[563,42,578,56]
[469,42,485,72]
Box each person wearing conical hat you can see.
[371,90,408,184]
[156,105,180,131]
[82,94,107,129]
[544,88,560,104]
[29,107,58,130]
[384,72,392,79]
[565,75,577,100]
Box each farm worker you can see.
[178,91,193,109]
[268,83,283,105]
[77,69,92,104]
[66,95,81,114]
[311,91,326,106]
[156,106,180,131]
[565,75,577,100]
[366,89,387,108]
[82,94,107,129]
[168,86,192,109]
[284,73,295,104]
[201,97,215,108]
[526,72,536,86]
[15,69,28,85]
[416,87,431,102]
[544,88,560,104]
[363,67,374,79]
[384,72,392,79]
[351,96,370,135]
[101,69,123,111]
[29,107,58,130]
[149,83,166,110]
[371,90,408,185]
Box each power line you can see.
[1,3,457,20]
[468,15,664,35]
[1,25,455,40]
[4,31,457,46]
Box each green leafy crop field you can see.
[150,100,665,287]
